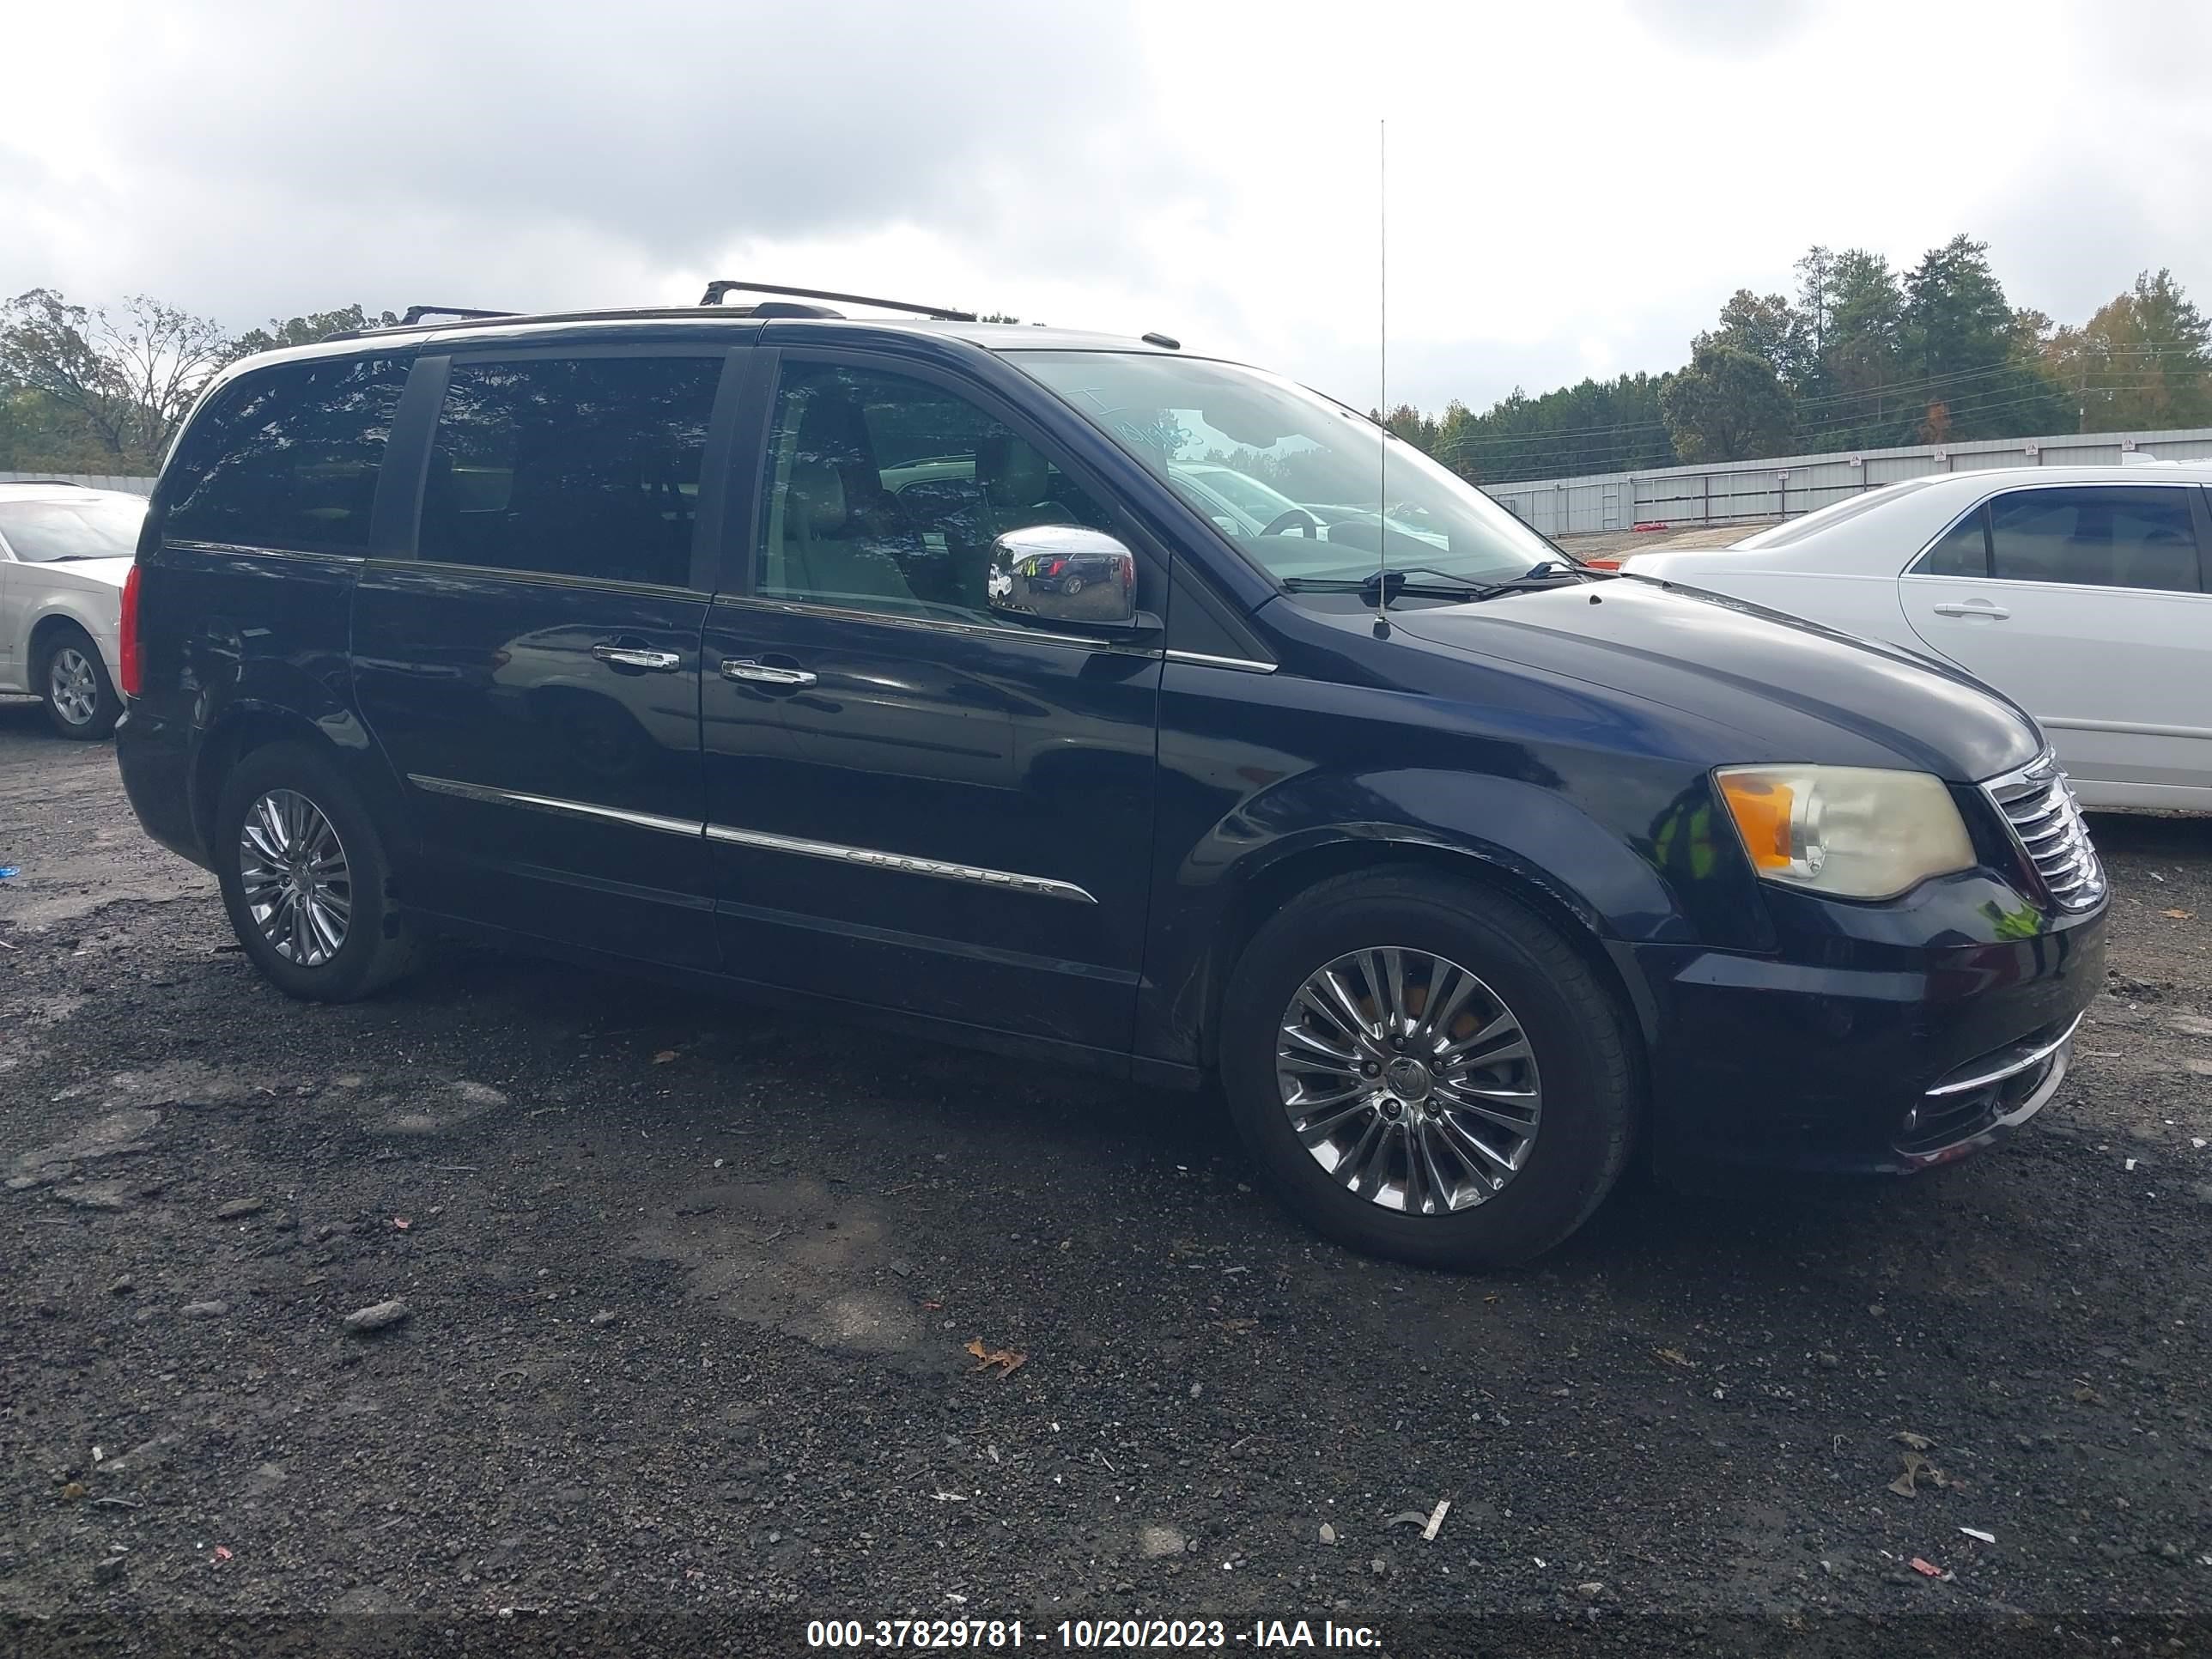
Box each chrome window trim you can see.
[407,775,704,838]
[1164,648,1279,674]
[709,592,1161,658]
[407,775,1096,903]
[704,823,1097,904]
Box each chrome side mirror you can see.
[988,526,1137,628]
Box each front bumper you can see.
[1626,901,2107,1175]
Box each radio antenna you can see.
[1375,117,1389,636]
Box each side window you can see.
[417,356,722,587]
[1916,507,1989,577]
[757,362,1115,617]
[1987,486,2202,593]
[166,356,410,552]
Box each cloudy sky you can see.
[5,0,2208,415]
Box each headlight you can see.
[1714,765,1975,900]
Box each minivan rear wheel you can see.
[1219,871,1638,1269]
[213,742,419,1002]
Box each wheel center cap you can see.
[1384,1055,1432,1102]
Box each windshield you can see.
[0,495,146,563]
[1012,352,1558,585]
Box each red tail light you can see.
[118,564,143,697]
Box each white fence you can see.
[1485,428,2212,538]
[1,471,156,495]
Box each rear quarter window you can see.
[164,355,412,553]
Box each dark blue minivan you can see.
[113,291,2109,1267]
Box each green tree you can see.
[1378,402,1438,451]
[1703,289,1809,388]
[2044,269,2212,431]
[1431,373,1674,483]
[1898,234,2068,440]
[1795,245,1835,359]
[0,385,119,472]
[228,304,399,358]
[0,289,232,469]
[1794,248,1907,449]
[1659,342,1794,462]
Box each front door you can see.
[700,351,1163,1055]
[1899,481,2212,794]
[353,348,738,968]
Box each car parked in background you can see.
[1167,462,1313,538]
[1621,465,2212,811]
[115,293,2106,1268]
[0,482,148,738]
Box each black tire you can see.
[212,741,420,1002]
[35,623,119,741]
[1219,871,1638,1270]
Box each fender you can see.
[18,591,123,687]
[1133,760,1774,1073]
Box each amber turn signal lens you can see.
[1716,773,1795,871]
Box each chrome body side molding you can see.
[408,775,1097,903]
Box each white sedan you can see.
[0,482,147,739]
[1624,463,2212,811]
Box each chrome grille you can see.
[1984,752,2106,912]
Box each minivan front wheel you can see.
[1220,871,1638,1269]
[214,742,419,1001]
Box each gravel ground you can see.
[3,699,2209,1656]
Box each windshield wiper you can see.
[1282,572,1483,603]
[1284,561,1593,608]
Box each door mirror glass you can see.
[988,526,1137,627]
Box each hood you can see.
[34,556,135,592]
[1386,576,2041,782]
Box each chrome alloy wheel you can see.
[49,646,99,726]
[238,789,353,966]
[1276,947,1542,1214]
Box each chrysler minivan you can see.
[113,287,2107,1267]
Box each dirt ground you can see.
[2,699,2209,1656]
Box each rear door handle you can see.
[592,643,684,671]
[721,658,817,687]
[1931,600,2009,619]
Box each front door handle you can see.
[1931,599,2009,620]
[722,659,817,688]
[592,643,684,671]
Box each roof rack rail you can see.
[400,305,518,326]
[699,280,975,322]
[1,478,91,489]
